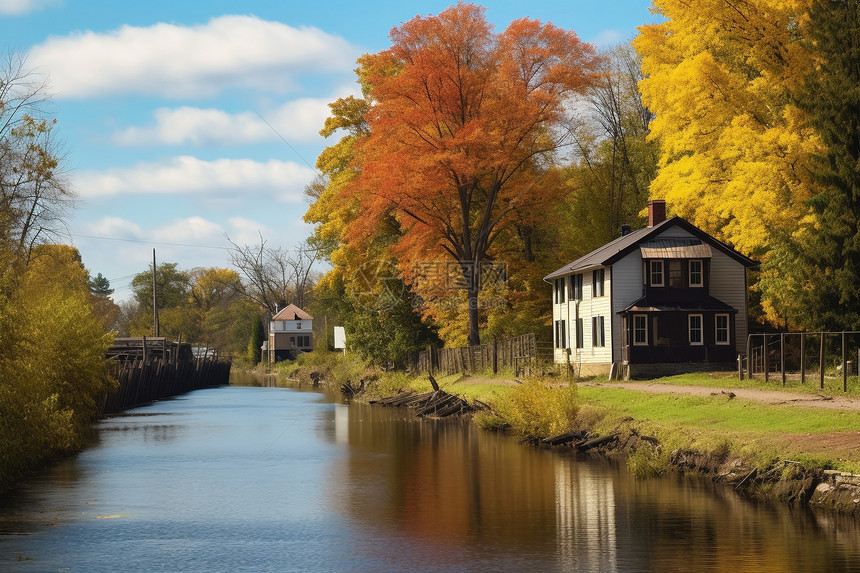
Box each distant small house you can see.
[544,200,756,379]
[268,304,314,363]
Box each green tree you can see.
[129,262,197,339]
[761,0,860,330]
[0,244,114,487]
[247,314,265,364]
[569,42,656,245]
[89,272,113,296]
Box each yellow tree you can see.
[342,4,600,345]
[635,0,820,256]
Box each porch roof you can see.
[639,238,712,259]
[619,296,737,314]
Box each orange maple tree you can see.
[345,3,600,345]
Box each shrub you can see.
[492,378,578,439]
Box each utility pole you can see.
[153,248,160,337]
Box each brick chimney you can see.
[648,199,666,227]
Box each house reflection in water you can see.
[555,455,617,572]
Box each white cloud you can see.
[74,156,317,202]
[590,29,624,48]
[113,97,332,146]
[86,216,144,239]
[226,216,272,246]
[0,0,56,16]
[29,15,357,99]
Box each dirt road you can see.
[585,381,860,411]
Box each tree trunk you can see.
[467,285,480,346]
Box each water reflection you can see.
[2,385,859,572]
[328,401,860,572]
[555,456,617,572]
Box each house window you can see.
[650,260,664,287]
[554,320,567,349]
[688,314,703,346]
[592,316,606,347]
[689,259,703,287]
[296,322,302,329]
[571,274,583,300]
[633,314,648,346]
[592,268,605,297]
[715,314,730,345]
[554,278,566,303]
[289,336,296,347]
[576,318,584,349]
[668,261,683,287]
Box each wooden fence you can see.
[406,333,548,376]
[744,331,860,391]
[101,337,231,414]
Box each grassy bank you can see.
[264,353,860,513]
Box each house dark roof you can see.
[272,304,313,321]
[543,216,756,281]
[619,296,738,314]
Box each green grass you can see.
[578,386,860,434]
[605,371,860,397]
[578,386,860,473]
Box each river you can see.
[1,379,859,572]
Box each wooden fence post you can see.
[820,332,826,390]
[764,334,769,384]
[780,333,786,387]
[492,337,498,374]
[842,331,847,392]
[801,333,806,385]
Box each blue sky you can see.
[1,0,658,301]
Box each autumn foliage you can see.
[323,4,600,345]
[635,0,820,256]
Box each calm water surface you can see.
[1,379,859,572]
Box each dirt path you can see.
[583,381,860,411]
[579,381,860,457]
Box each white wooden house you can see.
[544,200,756,378]
[268,304,314,363]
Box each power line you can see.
[71,233,231,251]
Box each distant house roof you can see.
[272,304,313,321]
[544,216,756,281]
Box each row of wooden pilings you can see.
[101,337,231,415]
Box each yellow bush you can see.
[493,378,579,439]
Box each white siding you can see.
[552,277,575,363]
[656,227,696,239]
[576,268,612,365]
[709,249,749,353]
[552,270,611,366]
[271,319,312,333]
[611,253,646,362]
